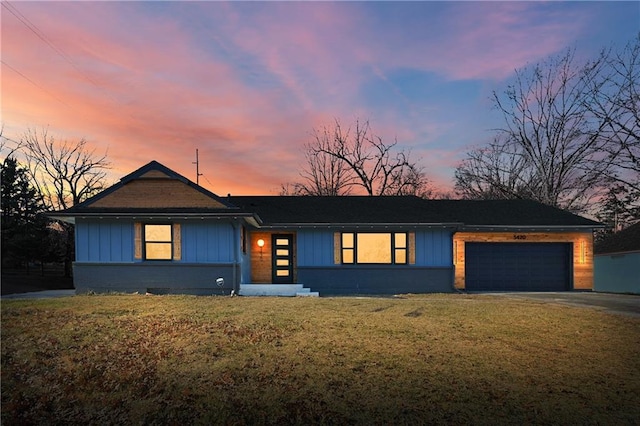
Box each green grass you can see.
[2,294,639,425]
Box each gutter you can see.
[257,222,464,229]
[48,212,262,227]
[459,225,605,232]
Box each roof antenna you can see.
[193,149,203,185]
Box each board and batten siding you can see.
[453,231,594,290]
[76,220,237,263]
[181,222,235,263]
[296,228,453,267]
[76,220,134,262]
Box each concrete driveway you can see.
[1,290,76,300]
[481,292,640,318]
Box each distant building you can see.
[594,223,640,294]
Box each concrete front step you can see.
[239,284,318,297]
[296,291,319,297]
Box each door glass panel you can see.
[276,259,289,266]
[276,239,289,246]
[276,270,289,276]
[276,249,289,256]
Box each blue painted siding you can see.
[297,230,334,266]
[74,262,239,295]
[76,220,237,263]
[595,252,640,294]
[76,220,133,262]
[298,266,454,295]
[296,228,453,267]
[415,229,453,266]
[182,222,234,263]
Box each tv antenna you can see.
[193,149,203,185]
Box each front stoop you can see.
[239,284,319,297]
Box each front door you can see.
[272,234,294,283]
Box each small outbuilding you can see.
[594,223,640,294]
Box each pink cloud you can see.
[1,1,622,198]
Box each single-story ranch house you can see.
[51,161,602,296]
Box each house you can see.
[594,223,640,294]
[50,161,602,296]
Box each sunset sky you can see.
[2,1,638,195]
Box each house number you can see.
[513,234,527,240]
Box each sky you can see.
[2,1,638,195]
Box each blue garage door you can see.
[465,243,572,291]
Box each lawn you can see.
[2,294,639,425]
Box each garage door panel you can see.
[465,243,571,291]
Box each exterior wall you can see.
[73,262,239,295]
[453,231,594,290]
[181,222,235,263]
[249,231,297,283]
[74,219,241,294]
[76,219,237,263]
[89,179,227,209]
[76,220,134,262]
[297,266,453,295]
[295,228,453,267]
[594,252,640,294]
[292,228,454,294]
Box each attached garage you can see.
[454,231,595,291]
[465,242,572,291]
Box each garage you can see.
[465,242,572,291]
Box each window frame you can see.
[143,223,174,261]
[341,231,408,265]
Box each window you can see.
[341,232,407,264]
[134,223,181,261]
[144,224,173,260]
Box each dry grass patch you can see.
[2,294,639,425]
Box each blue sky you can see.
[2,1,638,193]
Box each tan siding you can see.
[172,223,181,260]
[249,232,297,283]
[250,232,272,283]
[134,222,142,259]
[139,170,171,179]
[334,232,341,264]
[90,179,227,209]
[453,231,594,290]
[408,232,416,265]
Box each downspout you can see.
[231,221,239,296]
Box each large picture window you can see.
[341,232,407,264]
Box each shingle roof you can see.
[228,196,600,228]
[48,161,601,230]
[229,196,454,225]
[594,222,640,254]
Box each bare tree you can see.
[455,137,538,200]
[22,127,110,211]
[0,124,22,159]
[281,125,357,195]
[287,119,431,197]
[20,127,110,276]
[584,36,640,223]
[456,48,617,212]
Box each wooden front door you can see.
[272,235,293,283]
